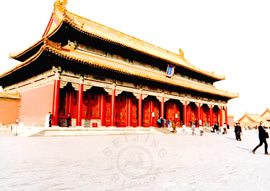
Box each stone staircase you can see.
[153,127,173,134]
[7,126,178,137]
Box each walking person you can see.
[191,123,196,136]
[182,124,186,134]
[167,120,173,132]
[199,125,204,136]
[67,113,71,127]
[234,122,242,141]
[216,123,220,135]
[223,123,227,134]
[252,121,270,155]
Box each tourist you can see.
[49,112,53,127]
[167,119,171,129]
[223,123,227,134]
[191,123,196,136]
[172,120,177,133]
[234,122,242,141]
[182,124,186,134]
[212,124,215,133]
[216,123,220,135]
[167,120,172,131]
[163,118,166,128]
[199,125,204,136]
[157,118,162,128]
[252,121,270,155]
[67,113,71,127]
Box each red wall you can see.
[0,99,20,125]
[19,84,53,126]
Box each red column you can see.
[184,101,187,126]
[210,104,213,127]
[76,83,83,126]
[52,79,60,126]
[161,97,164,119]
[111,88,116,126]
[225,106,228,125]
[197,103,201,127]
[100,94,105,126]
[188,105,191,125]
[150,101,153,126]
[201,105,204,126]
[138,94,142,127]
[219,107,223,127]
[127,98,132,127]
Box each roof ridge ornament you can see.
[54,0,68,12]
[179,48,184,58]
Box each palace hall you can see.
[0,0,238,128]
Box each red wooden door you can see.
[151,100,160,127]
[82,93,100,119]
[166,102,180,126]
[202,106,210,126]
[143,100,151,127]
[104,95,111,126]
[213,111,218,124]
[115,97,127,127]
[131,98,138,127]
[187,104,197,125]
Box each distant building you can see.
[238,113,270,129]
[0,92,20,125]
[260,108,270,122]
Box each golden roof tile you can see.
[260,108,270,117]
[2,38,238,98]
[0,92,20,100]
[10,0,225,80]
[44,39,237,98]
[239,113,270,127]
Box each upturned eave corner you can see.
[54,0,68,13]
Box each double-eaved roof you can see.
[1,0,238,99]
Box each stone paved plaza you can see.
[1,130,270,191]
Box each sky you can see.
[1,0,270,120]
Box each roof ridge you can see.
[63,9,225,80]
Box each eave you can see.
[3,38,237,99]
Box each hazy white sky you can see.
[1,0,270,120]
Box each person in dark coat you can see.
[67,113,71,127]
[234,122,242,141]
[252,121,269,155]
[49,112,53,127]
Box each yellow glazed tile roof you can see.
[10,0,225,80]
[239,113,270,127]
[0,92,20,100]
[2,38,238,99]
[44,39,236,98]
[260,108,270,118]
